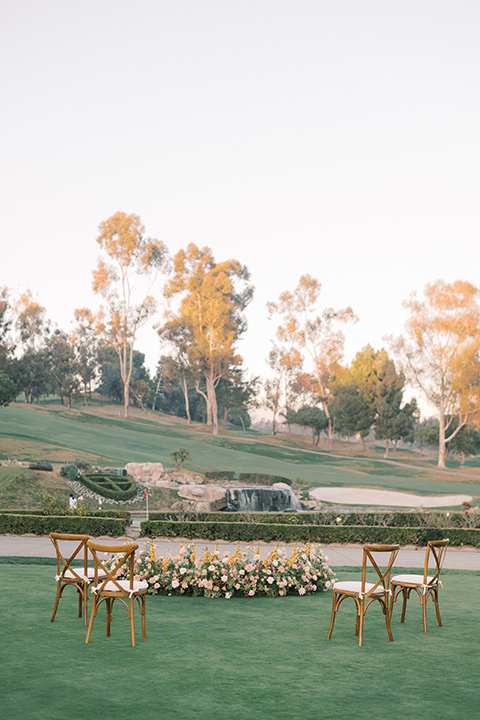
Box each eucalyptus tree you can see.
[393,280,480,468]
[92,211,169,417]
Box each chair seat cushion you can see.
[334,581,385,596]
[391,574,434,586]
[93,579,149,595]
[58,567,107,581]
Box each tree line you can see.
[2,211,480,468]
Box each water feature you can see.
[224,486,302,512]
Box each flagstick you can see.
[145,487,149,521]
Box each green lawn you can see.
[1,404,480,503]
[0,564,477,720]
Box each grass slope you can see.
[1,404,480,502]
[0,565,477,720]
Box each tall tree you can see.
[393,279,480,468]
[267,274,357,449]
[47,330,80,409]
[72,308,99,404]
[92,211,169,417]
[160,243,253,435]
[263,344,302,436]
[347,345,418,457]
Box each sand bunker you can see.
[309,487,473,508]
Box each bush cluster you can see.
[60,463,80,481]
[79,472,137,500]
[140,519,479,547]
[0,513,125,536]
[148,509,478,529]
[1,506,132,524]
[28,461,53,471]
[202,471,292,486]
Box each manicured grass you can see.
[0,564,477,720]
[1,404,480,503]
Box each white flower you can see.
[171,579,180,588]
[267,576,274,584]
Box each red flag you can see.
[144,488,148,498]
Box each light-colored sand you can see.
[309,487,473,508]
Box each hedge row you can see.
[0,513,126,537]
[148,510,476,529]
[0,508,132,524]
[202,472,292,486]
[79,473,137,500]
[140,519,480,547]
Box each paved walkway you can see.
[1,535,479,570]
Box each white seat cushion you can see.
[93,579,149,595]
[334,581,385,596]
[392,574,434,586]
[59,567,107,581]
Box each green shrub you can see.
[60,463,80,481]
[204,471,236,482]
[79,472,137,500]
[29,461,53,471]
[238,473,292,486]
[140,519,480,547]
[1,507,132,525]
[74,459,91,471]
[0,513,125,536]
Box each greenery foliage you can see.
[140,518,479,547]
[0,512,125,536]
[79,472,137,500]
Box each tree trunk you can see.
[206,371,219,435]
[384,438,390,459]
[437,408,447,468]
[181,372,191,423]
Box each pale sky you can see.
[2,1,480,411]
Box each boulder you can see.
[177,484,227,511]
[125,461,165,485]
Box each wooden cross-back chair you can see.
[327,544,400,646]
[389,539,449,632]
[49,532,105,626]
[85,541,148,647]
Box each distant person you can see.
[69,494,77,510]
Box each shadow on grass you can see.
[0,566,478,720]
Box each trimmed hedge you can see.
[0,508,132,525]
[238,473,292,486]
[204,471,236,482]
[202,472,292,486]
[79,473,137,501]
[147,510,477,529]
[0,513,126,537]
[140,519,480,547]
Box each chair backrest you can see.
[87,541,139,594]
[49,533,90,583]
[361,544,400,597]
[423,539,449,585]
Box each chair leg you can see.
[82,583,88,626]
[422,594,428,632]
[384,601,394,642]
[433,589,443,627]
[358,605,364,647]
[129,597,136,646]
[400,588,409,623]
[50,583,62,622]
[106,598,113,637]
[326,592,338,639]
[85,595,97,644]
[139,595,146,639]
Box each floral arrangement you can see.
[103,542,335,599]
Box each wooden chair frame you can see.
[327,544,400,646]
[85,541,147,646]
[50,533,92,626]
[389,539,449,632]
